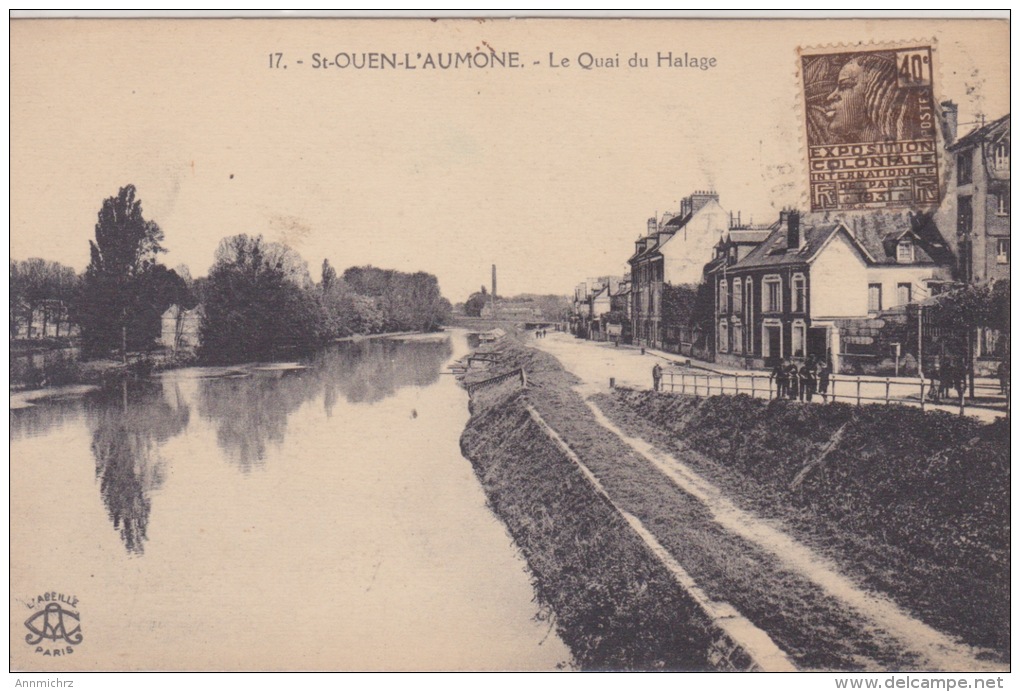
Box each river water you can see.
[10,331,569,671]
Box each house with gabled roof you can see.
[629,190,729,348]
[713,210,953,372]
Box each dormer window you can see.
[897,240,915,263]
[994,142,1010,171]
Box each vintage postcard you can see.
[8,15,1010,679]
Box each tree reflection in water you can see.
[198,335,452,469]
[316,337,452,405]
[86,380,190,554]
[198,370,319,472]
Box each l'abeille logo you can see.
[23,592,83,657]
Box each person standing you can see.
[770,360,787,399]
[786,359,800,400]
[800,357,817,402]
[818,359,832,402]
[652,363,663,392]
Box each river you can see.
[9,330,569,671]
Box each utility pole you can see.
[917,305,923,380]
[491,264,497,320]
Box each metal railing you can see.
[663,370,1007,416]
[465,367,528,397]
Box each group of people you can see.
[534,329,548,339]
[925,357,970,403]
[769,356,832,403]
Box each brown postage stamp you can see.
[800,44,941,212]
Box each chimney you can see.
[647,217,657,236]
[941,100,958,144]
[689,189,720,215]
[787,210,800,250]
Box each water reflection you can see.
[315,337,452,405]
[10,395,85,441]
[10,335,453,554]
[196,336,452,471]
[198,370,317,472]
[86,381,190,554]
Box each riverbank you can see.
[595,389,1009,659]
[9,329,447,395]
[458,335,1008,671]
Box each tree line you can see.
[11,184,451,365]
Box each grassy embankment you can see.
[460,345,719,670]
[594,389,1010,660]
[460,337,1009,670]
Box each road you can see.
[533,332,1005,423]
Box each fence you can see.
[663,370,1006,416]
[465,367,528,398]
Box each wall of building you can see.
[810,235,868,319]
[865,265,951,311]
[662,200,729,285]
[982,188,1011,282]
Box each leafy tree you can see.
[9,258,80,339]
[321,259,337,291]
[199,234,321,364]
[76,185,183,357]
[464,287,489,317]
[341,266,450,332]
[928,280,1010,335]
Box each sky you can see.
[9,17,1010,303]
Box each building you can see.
[480,300,542,320]
[629,190,729,348]
[938,113,1010,284]
[160,304,203,353]
[572,276,626,340]
[712,211,953,372]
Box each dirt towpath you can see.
[532,333,1006,671]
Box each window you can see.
[762,320,782,359]
[792,322,805,358]
[957,150,973,185]
[745,278,753,352]
[731,278,742,313]
[897,282,913,305]
[718,279,728,314]
[792,273,807,312]
[997,192,1010,216]
[957,195,973,236]
[718,319,729,353]
[996,239,1010,264]
[868,283,883,312]
[763,275,782,313]
[732,321,743,354]
[994,142,1010,171]
[897,241,914,263]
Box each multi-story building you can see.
[713,210,953,372]
[629,190,729,348]
[939,113,1010,283]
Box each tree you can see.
[464,286,489,317]
[926,279,1011,395]
[76,185,180,357]
[321,259,337,291]
[340,266,451,332]
[9,258,82,339]
[199,234,321,364]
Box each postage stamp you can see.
[800,44,941,212]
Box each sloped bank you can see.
[458,343,794,671]
[594,389,1010,661]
